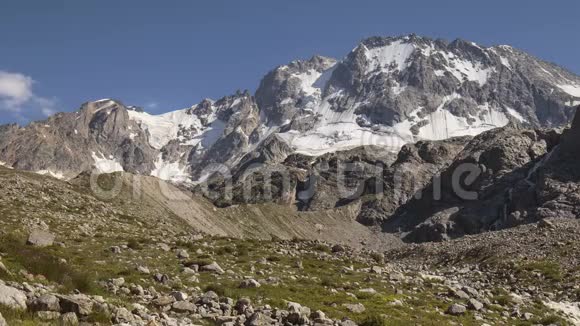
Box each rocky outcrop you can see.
[375,108,580,243]
[358,136,470,225]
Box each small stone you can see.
[59,312,79,326]
[359,288,377,295]
[152,296,175,307]
[172,301,197,313]
[370,266,383,274]
[468,299,484,311]
[538,219,555,229]
[158,243,171,252]
[110,277,125,287]
[137,266,150,274]
[200,262,225,274]
[113,307,135,324]
[343,303,365,313]
[239,279,261,288]
[446,304,467,316]
[170,291,188,301]
[176,249,189,259]
[153,273,169,284]
[35,311,61,321]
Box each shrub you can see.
[0,235,97,294]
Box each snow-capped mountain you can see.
[1,34,579,183]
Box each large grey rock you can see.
[446,304,467,316]
[172,301,197,313]
[0,284,27,310]
[57,294,93,316]
[28,294,61,312]
[26,229,55,247]
[59,312,79,326]
[343,303,366,313]
[239,279,261,288]
[200,262,225,275]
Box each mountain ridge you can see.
[1,34,579,185]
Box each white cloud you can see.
[0,70,58,120]
[0,71,34,109]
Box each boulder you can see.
[446,304,467,316]
[152,296,175,307]
[172,301,197,313]
[58,294,94,316]
[200,262,225,274]
[28,294,61,312]
[239,279,261,288]
[59,312,79,326]
[176,249,189,259]
[343,303,365,313]
[0,284,27,310]
[468,298,484,311]
[36,311,61,321]
[113,307,135,324]
[26,229,55,247]
[170,291,188,301]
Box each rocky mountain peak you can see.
[1,34,579,186]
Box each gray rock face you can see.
[372,107,580,243]
[383,125,561,242]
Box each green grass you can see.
[519,260,563,282]
[0,234,97,294]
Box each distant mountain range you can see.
[1,34,579,184]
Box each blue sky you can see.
[1,0,579,124]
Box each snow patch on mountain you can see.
[91,152,124,173]
[36,170,65,179]
[150,155,191,184]
[415,105,509,140]
[292,69,323,96]
[505,107,527,123]
[438,52,494,86]
[558,84,580,97]
[363,41,416,74]
[127,109,200,149]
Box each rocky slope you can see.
[1,35,579,186]
[0,164,578,325]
